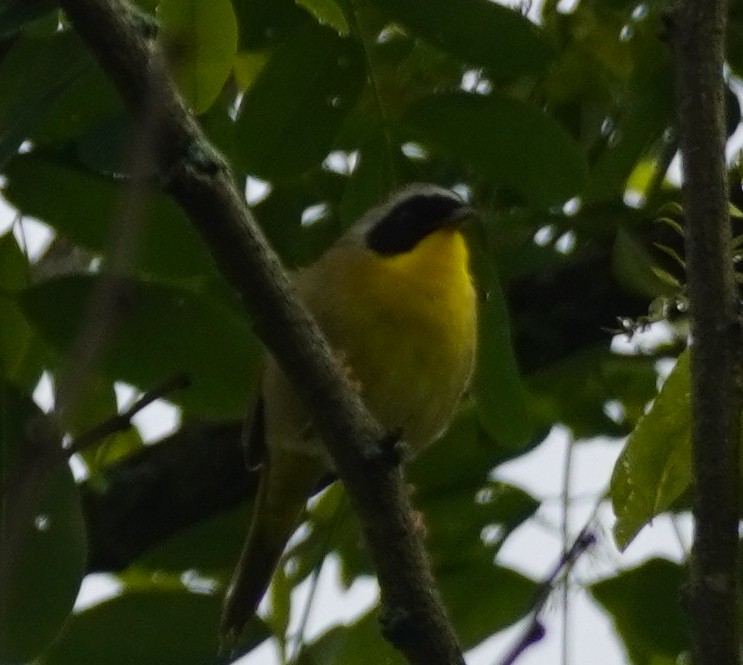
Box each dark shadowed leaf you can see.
[590,558,689,663]
[3,154,216,281]
[372,0,554,79]
[20,276,263,419]
[0,0,57,38]
[40,590,269,665]
[302,608,405,665]
[158,0,238,114]
[0,31,90,167]
[469,232,535,450]
[234,23,364,178]
[439,562,536,648]
[0,383,86,663]
[296,0,349,35]
[405,92,588,208]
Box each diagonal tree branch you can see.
[671,1,742,663]
[56,0,465,663]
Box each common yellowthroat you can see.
[221,183,478,641]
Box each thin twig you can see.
[64,372,190,457]
[559,435,574,665]
[0,373,190,499]
[497,527,595,665]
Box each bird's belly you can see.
[347,306,476,453]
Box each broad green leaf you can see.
[0,234,46,388]
[232,0,310,51]
[0,232,28,291]
[439,562,536,648]
[296,0,349,36]
[234,23,364,179]
[32,62,123,146]
[74,115,135,176]
[20,276,263,419]
[3,154,216,281]
[233,50,269,91]
[0,295,40,385]
[248,175,346,269]
[338,134,406,226]
[372,0,554,80]
[612,227,679,299]
[0,31,90,167]
[268,558,292,654]
[404,92,588,208]
[469,233,535,449]
[528,347,659,438]
[611,350,691,550]
[0,383,86,663]
[40,590,270,665]
[590,558,689,664]
[584,40,674,203]
[134,502,250,575]
[304,609,405,665]
[158,0,239,114]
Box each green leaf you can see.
[40,590,270,665]
[372,0,554,80]
[612,227,679,299]
[304,608,405,665]
[404,92,588,208]
[234,23,364,179]
[529,347,659,438]
[158,0,239,114]
[0,295,45,387]
[31,61,123,146]
[0,31,90,167]
[590,558,689,663]
[296,0,349,36]
[337,132,408,226]
[611,350,691,550]
[20,276,263,419]
[3,154,216,281]
[0,233,46,389]
[439,562,536,648]
[0,232,29,291]
[59,373,145,474]
[0,383,87,663]
[469,233,535,449]
[134,503,250,576]
[584,40,674,203]
[0,0,57,39]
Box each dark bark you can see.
[672,1,742,663]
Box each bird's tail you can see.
[219,448,326,648]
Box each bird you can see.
[220,183,479,643]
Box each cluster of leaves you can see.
[1,0,740,663]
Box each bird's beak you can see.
[446,205,477,228]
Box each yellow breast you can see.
[296,227,478,452]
